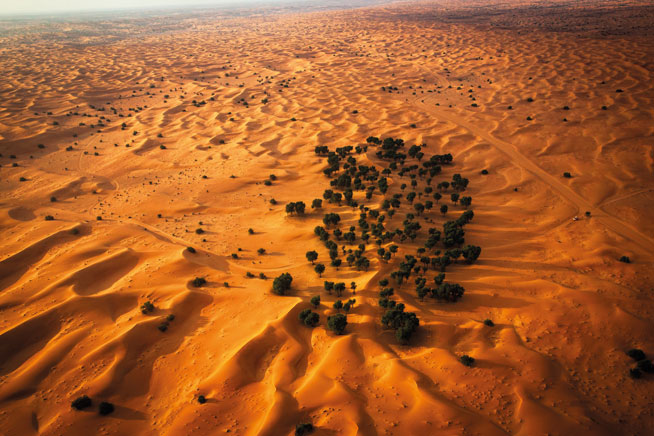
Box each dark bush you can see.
[71,395,92,410]
[637,360,654,373]
[140,301,155,314]
[563,172,572,178]
[483,319,494,327]
[629,368,642,379]
[198,395,207,404]
[619,256,631,263]
[327,313,347,335]
[45,215,54,221]
[187,246,196,253]
[193,277,207,287]
[627,349,646,361]
[272,273,293,295]
[460,355,475,367]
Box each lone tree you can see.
[440,204,448,215]
[314,263,325,277]
[306,250,318,264]
[272,272,293,295]
[310,295,321,308]
[327,313,347,335]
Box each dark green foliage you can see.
[272,273,293,295]
[98,402,114,415]
[140,301,155,314]
[295,423,315,436]
[314,263,325,277]
[627,349,646,361]
[312,198,323,209]
[433,283,465,302]
[334,282,346,297]
[563,172,572,178]
[258,248,266,255]
[382,305,419,344]
[460,196,472,208]
[158,323,168,332]
[323,213,341,226]
[462,245,481,263]
[198,395,207,404]
[629,368,642,379]
[440,204,448,214]
[248,228,254,234]
[50,196,57,202]
[619,256,631,263]
[310,295,321,308]
[333,300,343,311]
[166,314,175,322]
[483,319,495,327]
[306,250,318,264]
[299,309,319,327]
[481,169,489,175]
[286,201,306,215]
[327,313,347,335]
[231,253,239,259]
[193,277,207,287]
[187,246,196,253]
[45,215,54,221]
[460,355,475,367]
[71,395,92,410]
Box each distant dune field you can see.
[1,1,653,435]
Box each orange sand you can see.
[1,1,654,435]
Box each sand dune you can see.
[1,1,654,435]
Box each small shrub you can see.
[195,228,204,234]
[98,402,114,415]
[140,301,155,314]
[198,395,207,404]
[158,323,168,332]
[166,314,175,322]
[231,253,238,259]
[187,246,196,253]
[460,355,475,367]
[19,177,27,182]
[563,172,572,178]
[310,295,320,308]
[483,319,494,327]
[50,196,57,202]
[619,256,631,263]
[45,215,54,221]
[246,272,255,278]
[248,228,254,234]
[193,277,207,287]
[71,395,92,410]
[481,169,488,175]
[637,360,654,373]
[629,368,642,379]
[257,248,265,255]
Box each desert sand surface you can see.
[1,0,654,434]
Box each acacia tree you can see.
[314,263,325,277]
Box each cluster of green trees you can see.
[286,201,306,215]
[271,134,482,346]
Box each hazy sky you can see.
[0,0,287,15]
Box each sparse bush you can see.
[45,215,54,221]
[140,301,155,314]
[619,256,631,263]
[257,248,265,255]
[193,277,207,287]
[563,172,572,178]
[483,319,494,327]
[310,295,321,308]
[187,246,196,253]
[460,355,475,367]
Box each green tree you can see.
[272,273,293,295]
[306,250,318,264]
[310,295,321,308]
[327,313,347,335]
[314,263,325,277]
